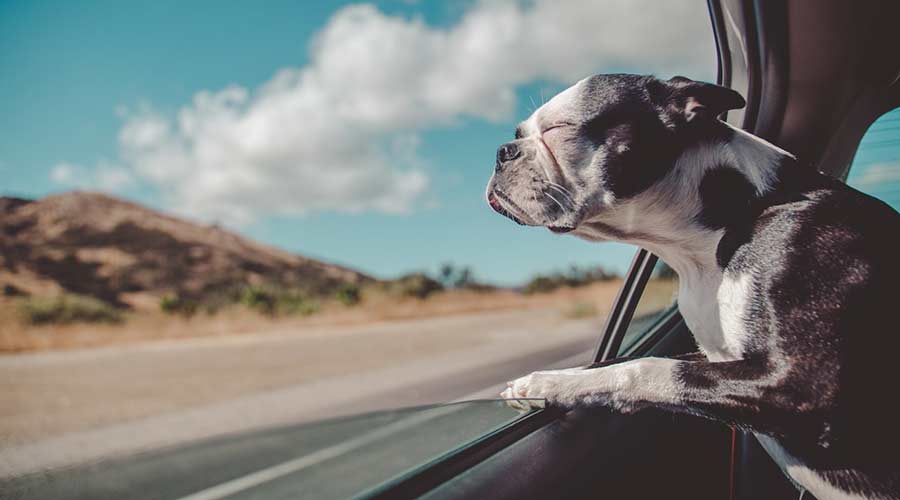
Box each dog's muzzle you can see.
[487,191,527,226]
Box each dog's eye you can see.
[541,123,572,134]
[514,127,524,139]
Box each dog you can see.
[488,74,900,499]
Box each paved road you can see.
[1,307,602,498]
[2,356,582,500]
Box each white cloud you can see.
[850,161,900,189]
[51,161,134,191]
[63,0,714,224]
[50,162,79,184]
[95,166,135,191]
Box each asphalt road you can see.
[2,400,544,500]
[1,308,601,499]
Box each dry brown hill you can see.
[0,192,371,308]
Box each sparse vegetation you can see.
[159,294,199,317]
[335,284,362,306]
[523,265,618,295]
[158,285,320,317]
[390,272,444,299]
[438,263,476,289]
[1,276,624,353]
[238,285,318,316]
[19,294,123,325]
[238,286,278,314]
[436,263,494,292]
[274,292,319,316]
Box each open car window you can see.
[846,108,900,210]
[1,1,720,499]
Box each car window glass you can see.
[2,400,542,500]
[617,259,679,356]
[846,108,900,211]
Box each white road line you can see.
[175,404,465,500]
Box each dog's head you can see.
[485,74,745,235]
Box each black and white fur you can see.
[488,74,900,500]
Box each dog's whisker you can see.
[546,181,575,199]
[543,191,566,211]
[538,163,554,187]
[546,182,576,204]
[528,95,538,114]
[546,184,575,204]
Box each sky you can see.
[1,0,896,285]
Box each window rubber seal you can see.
[592,249,659,363]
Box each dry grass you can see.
[0,280,622,353]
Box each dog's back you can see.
[724,165,900,496]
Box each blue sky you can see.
[846,109,900,210]
[2,1,896,285]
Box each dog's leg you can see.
[584,351,708,369]
[503,356,816,438]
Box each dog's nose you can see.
[496,143,521,167]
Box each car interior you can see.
[364,0,900,498]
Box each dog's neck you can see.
[578,123,795,283]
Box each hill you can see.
[0,192,371,309]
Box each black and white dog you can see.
[489,74,900,499]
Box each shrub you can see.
[392,273,443,299]
[335,284,362,306]
[240,285,318,316]
[20,294,123,325]
[239,286,277,314]
[275,291,319,316]
[159,294,199,317]
[523,265,619,294]
[437,263,492,291]
[523,275,560,295]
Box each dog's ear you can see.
[655,76,746,123]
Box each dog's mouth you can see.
[487,191,529,226]
[488,190,575,233]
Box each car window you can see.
[616,259,680,356]
[846,108,900,210]
[2,400,543,500]
[0,0,716,496]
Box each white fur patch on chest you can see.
[677,271,752,362]
[716,272,753,359]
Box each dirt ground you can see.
[0,281,623,353]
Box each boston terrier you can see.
[489,74,900,500]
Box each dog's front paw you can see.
[498,363,654,413]
[500,370,580,410]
